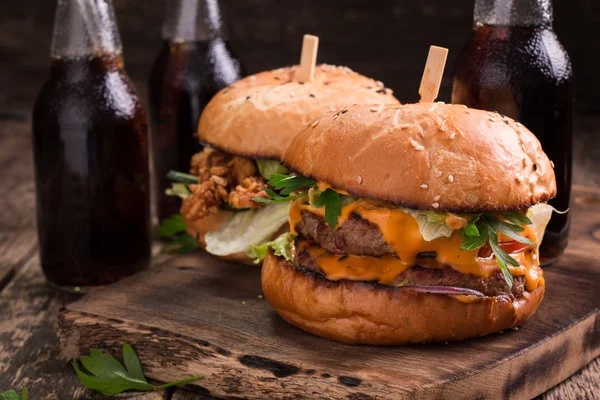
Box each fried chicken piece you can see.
[183,148,267,220]
[229,177,269,209]
[181,176,229,221]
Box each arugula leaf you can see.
[483,215,534,246]
[488,230,515,288]
[73,345,203,396]
[314,189,342,228]
[500,211,532,226]
[0,388,27,400]
[459,213,534,287]
[251,174,316,205]
[167,170,198,184]
[158,215,199,254]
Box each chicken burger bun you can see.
[175,65,399,265]
[260,102,557,344]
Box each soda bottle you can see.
[149,0,245,222]
[451,0,573,265]
[32,0,151,291]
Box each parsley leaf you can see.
[158,215,199,254]
[463,216,480,237]
[0,387,27,400]
[482,215,534,246]
[73,344,203,396]
[314,189,342,228]
[487,230,515,288]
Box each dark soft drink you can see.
[33,54,151,289]
[452,21,573,264]
[149,39,244,221]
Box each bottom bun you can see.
[184,212,289,266]
[261,252,545,345]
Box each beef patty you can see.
[295,246,525,298]
[295,210,395,257]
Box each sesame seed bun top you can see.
[197,64,400,160]
[282,103,557,212]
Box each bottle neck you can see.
[51,0,123,59]
[473,0,553,26]
[162,0,227,42]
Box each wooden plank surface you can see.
[57,188,600,400]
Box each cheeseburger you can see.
[167,65,399,264]
[257,103,559,344]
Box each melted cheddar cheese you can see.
[290,197,544,292]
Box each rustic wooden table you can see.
[0,117,598,399]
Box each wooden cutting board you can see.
[58,187,600,400]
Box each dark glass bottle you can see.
[451,0,573,265]
[149,0,245,222]
[32,0,151,291]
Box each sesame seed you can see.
[333,114,338,120]
[437,101,445,104]
[341,109,349,114]
[249,75,256,80]
[433,195,441,201]
[309,93,316,98]
[357,175,363,184]
[415,145,425,151]
[489,118,496,122]
[448,175,454,183]
[410,139,418,147]
[370,107,379,112]
[449,132,456,139]
[516,122,522,127]
[376,80,384,87]
[464,110,470,114]
[428,106,436,112]
[436,170,442,177]
[420,184,428,189]
[432,202,440,208]
[516,177,522,183]
[550,160,555,168]
[311,120,319,128]
[329,108,336,112]
[400,124,411,129]
[487,111,496,117]
[290,92,296,97]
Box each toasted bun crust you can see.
[198,64,400,160]
[283,103,557,212]
[261,252,545,345]
[184,212,289,266]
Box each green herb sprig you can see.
[461,212,534,288]
[72,344,203,396]
[252,174,348,228]
[158,215,199,254]
[0,387,27,400]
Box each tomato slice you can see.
[478,241,531,258]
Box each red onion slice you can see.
[400,285,485,297]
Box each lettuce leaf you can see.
[165,183,192,199]
[400,208,454,241]
[204,203,290,256]
[252,233,296,264]
[256,159,289,180]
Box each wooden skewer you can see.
[298,34,319,83]
[419,45,449,103]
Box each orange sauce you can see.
[290,195,544,291]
